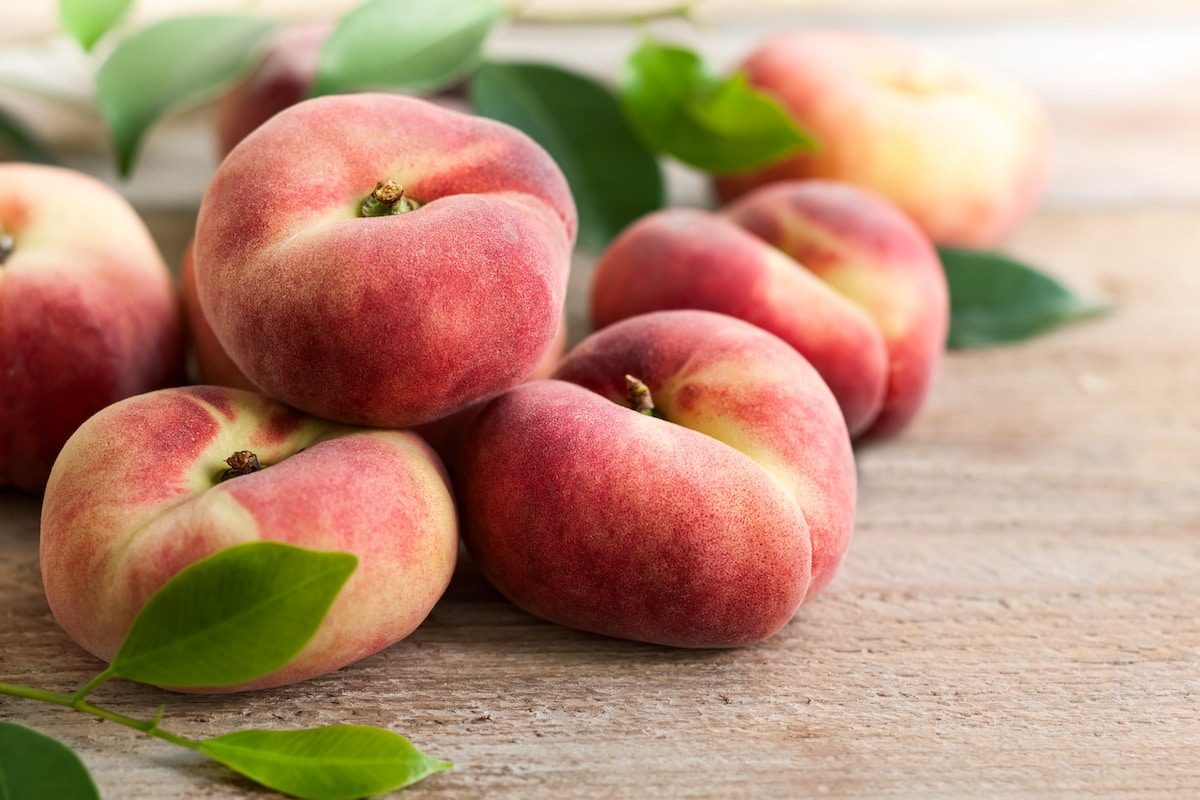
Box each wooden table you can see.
[3,4,1200,798]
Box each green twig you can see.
[0,678,201,751]
[71,667,116,703]
[509,0,699,25]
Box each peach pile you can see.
[591,180,949,440]
[13,25,1049,690]
[455,310,856,647]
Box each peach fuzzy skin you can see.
[412,315,568,466]
[725,180,948,440]
[193,92,577,428]
[0,163,184,493]
[714,30,1052,248]
[179,238,255,390]
[39,385,458,692]
[455,310,856,648]
[590,207,887,437]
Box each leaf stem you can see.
[0,679,76,706]
[72,698,202,750]
[509,0,698,25]
[0,677,201,751]
[72,666,117,702]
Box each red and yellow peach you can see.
[39,385,458,692]
[192,92,577,429]
[454,310,857,648]
[0,163,184,492]
[714,30,1052,248]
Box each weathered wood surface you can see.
[3,4,1200,798]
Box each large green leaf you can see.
[470,60,665,252]
[940,247,1112,348]
[109,542,357,689]
[59,0,133,51]
[199,725,452,800]
[0,722,101,800]
[95,15,278,177]
[310,0,504,96]
[619,38,816,174]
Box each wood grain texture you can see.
[4,4,1200,799]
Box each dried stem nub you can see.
[360,179,422,217]
[218,450,262,483]
[625,375,656,416]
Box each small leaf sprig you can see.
[0,541,452,800]
[617,37,817,174]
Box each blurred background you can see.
[3,1,1200,244]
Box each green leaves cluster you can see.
[0,542,451,799]
[619,39,816,174]
[74,0,808,249]
[51,0,1105,344]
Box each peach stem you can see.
[625,375,657,416]
[0,228,13,266]
[218,450,262,483]
[360,179,422,217]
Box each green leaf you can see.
[0,722,102,800]
[95,15,279,177]
[0,107,56,164]
[199,725,452,800]
[310,0,504,97]
[470,60,665,252]
[619,38,816,174]
[940,247,1113,349]
[59,0,133,51]
[109,542,357,689]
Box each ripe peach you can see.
[714,30,1052,248]
[454,310,857,648]
[724,179,949,440]
[192,92,577,428]
[39,385,458,692]
[0,163,185,492]
[590,208,888,437]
